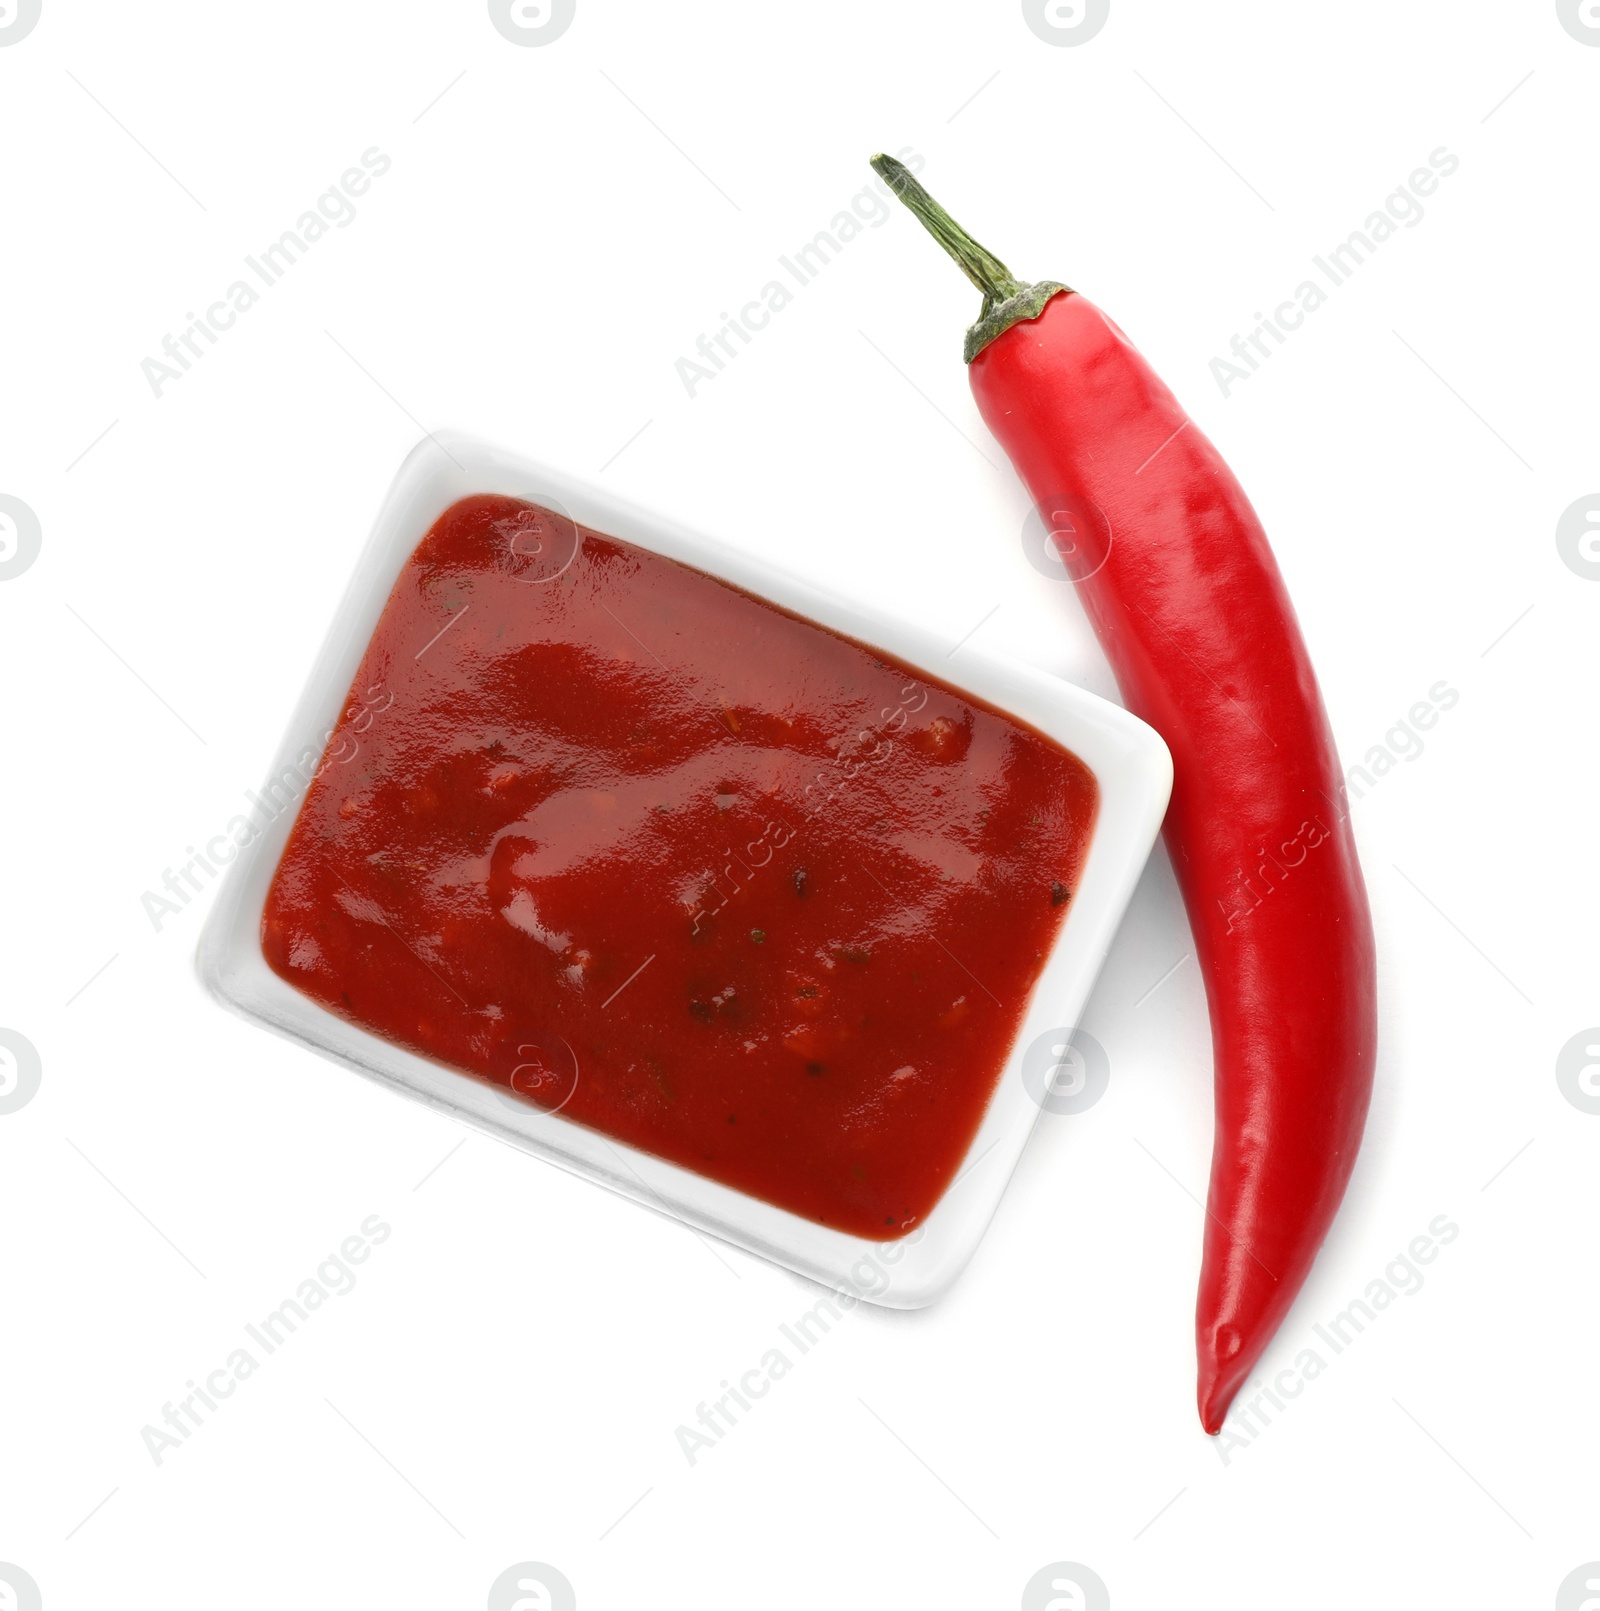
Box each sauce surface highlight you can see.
[263,495,1098,1238]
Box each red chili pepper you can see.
[872,155,1377,1433]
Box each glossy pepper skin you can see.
[873,156,1377,1433]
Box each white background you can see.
[2,2,1596,1607]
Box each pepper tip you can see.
[1197,1380,1231,1436]
[1196,1336,1254,1435]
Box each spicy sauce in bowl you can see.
[262,495,1098,1239]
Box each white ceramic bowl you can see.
[197,431,1171,1307]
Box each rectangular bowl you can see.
[197,431,1172,1307]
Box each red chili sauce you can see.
[263,496,1098,1238]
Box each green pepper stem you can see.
[869,153,1070,363]
[869,153,1028,308]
